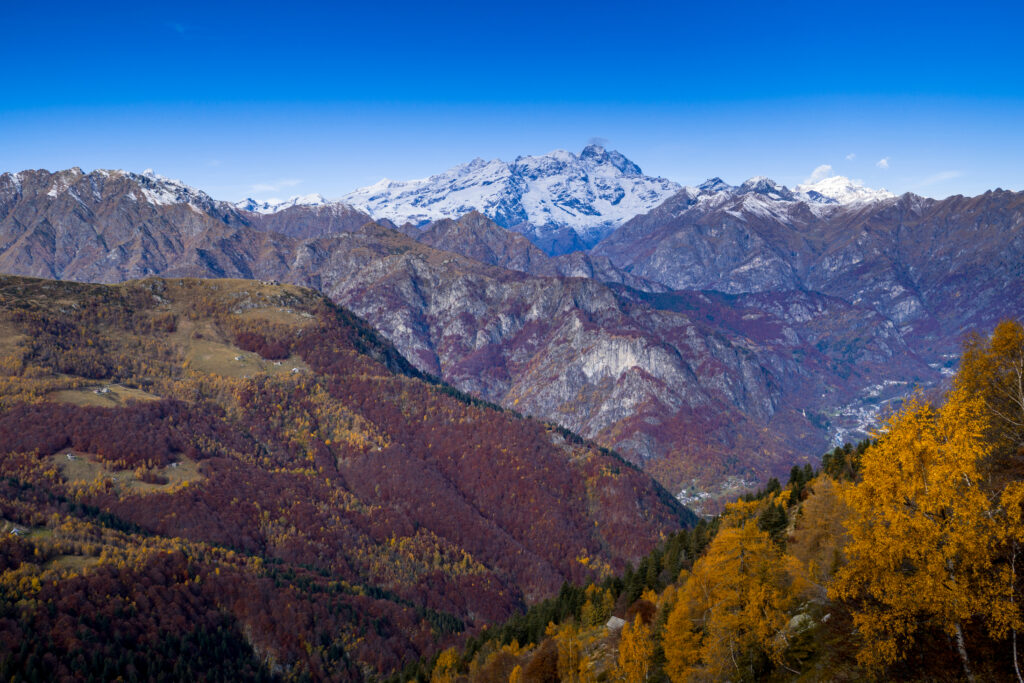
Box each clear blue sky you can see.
[2,0,1022,202]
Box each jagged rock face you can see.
[309,235,792,484]
[341,146,681,253]
[291,226,932,488]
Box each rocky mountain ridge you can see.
[593,180,1024,357]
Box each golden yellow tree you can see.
[829,387,1024,679]
[958,320,1024,681]
[617,614,654,683]
[662,518,805,681]
[430,647,459,683]
[787,476,851,593]
[958,319,1024,472]
[547,621,582,683]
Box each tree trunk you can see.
[1014,627,1023,683]
[1013,543,1023,683]
[954,622,975,683]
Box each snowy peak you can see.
[795,175,895,205]
[579,144,642,176]
[132,169,214,207]
[697,177,734,195]
[679,174,893,211]
[235,193,330,214]
[341,146,681,252]
[13,167,223,213]
[739,176,795,201]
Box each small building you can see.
[606,616,626,632]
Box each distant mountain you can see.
[413,211,663,290]
[0,168,254,282]
[246,202,383,240]
[0,168,380,279]
[794,174,895,204]
[341,145,682,254]
[592,177,1024,357]
[234,193,330,213]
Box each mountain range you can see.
[0,152,1020,506]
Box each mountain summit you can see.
[794,174,895,204]
[341,146,681,254]
[234,193,330,214]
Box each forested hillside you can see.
[0,275,689,680]
[426,320,1024,682]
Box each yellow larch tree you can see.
[662,518,806,681]
[547,621,582,683]
[430,647,459,683]
[829,386,1024,680]
[787,476,851,594]
[617,614,654,683]
[957,319,1024,477]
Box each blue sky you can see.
[2,0,1022,201]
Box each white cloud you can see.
[845,153,856,161]
[876,157,890,169]
[251,178,302,193]
[804,164,834,184]
[917,170,964,187]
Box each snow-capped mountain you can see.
[26,167,225,213]
[795,175,895,205]
[672,174,894,210]
[592,171,907,295]
[133,169,210,205]
[341,145,682,253]
[235,193,330,214]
